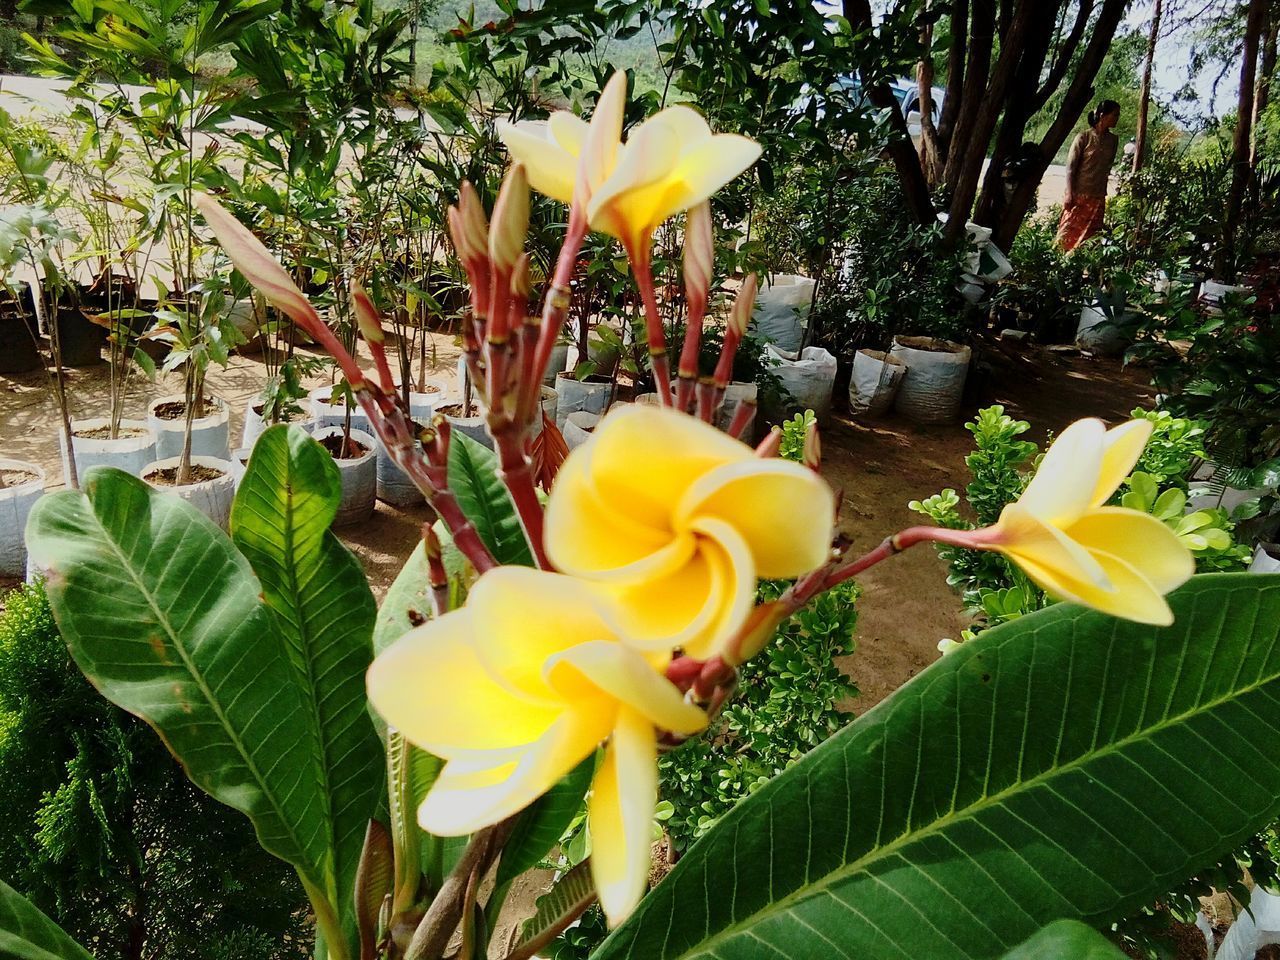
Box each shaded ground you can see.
[0,334,1154,712]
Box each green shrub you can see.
[0,581,308,960]
[659,579,860,850]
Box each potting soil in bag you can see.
[766,345,838,421]
[887,336,972,424]
[848,349,906,417]
[749,275,816,354]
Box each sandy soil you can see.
[0,332,1154,713]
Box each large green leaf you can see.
[0,880,93,960]
[374,540,433,658]
[597,574,1280,960]
[230,424,384,944]
[24,468,354,958]
[1000,921,1126,960]
[447,432,534,567]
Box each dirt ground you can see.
[0,332,1155,713]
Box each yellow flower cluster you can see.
[368,407,834,925]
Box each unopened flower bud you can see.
[510,252,532,300]
[683,201,713,304]
[803,419,821,471]
[488,164,529,273]
[351,282,384,344]
[456,181,489,261]
[728,273,758,337]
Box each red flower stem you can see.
[422,524,450,617]
[727,397,756,439]
[754,428,782,458]
[676,295,705,412]
[488,421,552,570]
[525,210,588,422]
[695,378,715,423]
[627,242,672,404]
[368,337,396,394]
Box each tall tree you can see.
[1133,0,1164,172]
[847,0,1133,249]
[1219,0,1270,280]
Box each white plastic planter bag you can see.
[977,244,1012,282]
[0,460,44,577]
[887,336,972,424]
[1076,303,1131,356]
[142,456,237,531]
[309,386,369,431]
[554,373,613,427]
[375,388,443,507]
[148,394,230,461]
[1200,279,1249,315]
[766,345,838,422]
[1215,886,1280,960]
[1251,544,1280,573]
[311,427,377,527]
[749,275,816,354]
[62,418,156,479]
[848,349,906,418]
[563,411,600,450]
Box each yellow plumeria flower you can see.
[497,73,761,257]
[545,405,835,661]
[985,418,1195,625]
[367,568,707,927]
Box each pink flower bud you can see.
[351,282,384,344]
[683,201,713,304]
[510,252,532,300]
[728,273,758,337]
[803,420,821,471]
[489,164,530,273]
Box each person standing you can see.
[1056,100,1121,251]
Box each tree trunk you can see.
[1250,5,1277,167]
[1133,0,1164,173]
[933,0,969,170]
[918,4,944,183]
[844,0,937,224]
[991,0,1130,249]
[942,0,1039,247]
[971,3,1061,227]
[942,0,996,193]
[1218,0,1268,282]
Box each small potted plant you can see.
[0,459,44,578]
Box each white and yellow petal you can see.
[1065,507,1194,594]
[495,120,577,204]
[1092,419,1155,506]
[367,610,560,754]
[1016,418,1106,525]
[676,458,835,578]
[589,707,658,926]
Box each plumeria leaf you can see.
[596,575,1280,960]
[231,424,384,948]
[447,432,535,566]
[510,862,598,960]
[999,921,1125,959]
[497,755,596,886]
[25,467,359,954]
[0,880,93,960]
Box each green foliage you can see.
[660,579,859,850]
[599,575,1280,960]
[776,410,814,463]
[0,581,306,959]
[1001,920,1126,960]
[25,454,385,960]
[447,432,536,567]
[0,879,92,960]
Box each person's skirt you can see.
[1055,196,1106,252]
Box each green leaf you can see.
[596,574,1280,960]
[999,921,1125,959]
[0,880,93,960]
[230,425,385,947]
[446,432,534,566]
[25,467,357,959]
[497,755,595,886]
[374,540,433,658]
[511,862,597,960]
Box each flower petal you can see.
[596,518,755,659]
[589,707,657,926]
[548,111,589,154]
[587,117,683,245]
[585,405,751,532]
[545,442,697,581]
[643,133,762,229]
[1093,419,1155,506]
[578,72,628,197]
[1065,507,1195,594]
[1013,549,1175,626]
[547,641,707,736]
[419,712,610,835]
[367,610,562,754]
[469,569,618,701]
[1017,418,1106,525]
[675,458,835,578]
[995,503,1112,592]
[496,120,577,204]
[643,104,713,145]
